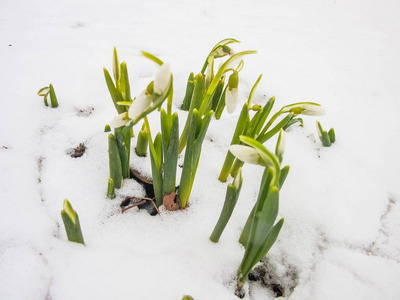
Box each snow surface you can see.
[1,0,400,299]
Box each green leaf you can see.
[113,47,120,82]
[49,84,59,108]
[258,218,284,260]
[238,185,279,282]
[150,133,163,206]
[179,73,205,154]
[328,128,336,143]
[210,168,243,243]
[61,199,85,245]
[107,178,115,199]
[104,68,125,114]
[161,111,179,196]
[135,123,148,157]
[322,131,332,147]
[141,51,164,66]
[120,62,131,103]
[257,113,294,144]
[278,165,290,190]
[114,127,131,179]
[178,110,212,208]
[181,72,195,111]
[239,168,274,246]
[108,133,123,189]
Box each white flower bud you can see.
[281,102,325,116]
[110,112,130,128]
[225,88,238,114]
[153,62,171,95]
[128,90,152,120]
[229,144,261,165]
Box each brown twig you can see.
[121,196,160,215]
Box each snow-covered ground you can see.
[1,0,400,299]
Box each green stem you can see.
[219,103,249,182]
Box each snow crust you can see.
[1,0,400,299]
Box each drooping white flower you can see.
[110,112,130,128]
[281,102,325,116]
[153,62,171,95]
[225,87,238,114]
[128,90,152,120]
[229,144,262,165]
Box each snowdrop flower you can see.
[110,112,130,128]
[229,145,267,166]
[128,90,152,120]
[226,71,239,114]
[213,45,232,58]
[153,62,171,95]
[281,102,325,116]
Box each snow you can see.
[1,0,400,299]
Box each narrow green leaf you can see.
[162,111,179,196]
[328,128,336,143]
[257,113,294,144]
[239,168,274,246]
[179,73,205,154]
[114,127,131,179]
[210,79,225,112]
[322,131,332,147]
[107,178,115,199]
[214,86,227,120]
[150,133,163,207]
[141,51,164,66]
[108,133,123,189]
[113,47,120,82]
[210,168,243,243]
[253,97,275,138]
[258,218,284,260]
[120,62,131,103]
[49,84,59,108]
[278,165,290,190]
[104,68,125,114]
[181,72,195,111]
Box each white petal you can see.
[281,102,325,116]
[128,91,152,120]
[229,144,260,165]
[110,113,129,128]
[153,62,171,95]
[302,105,325,116]
[225,88,238,114]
